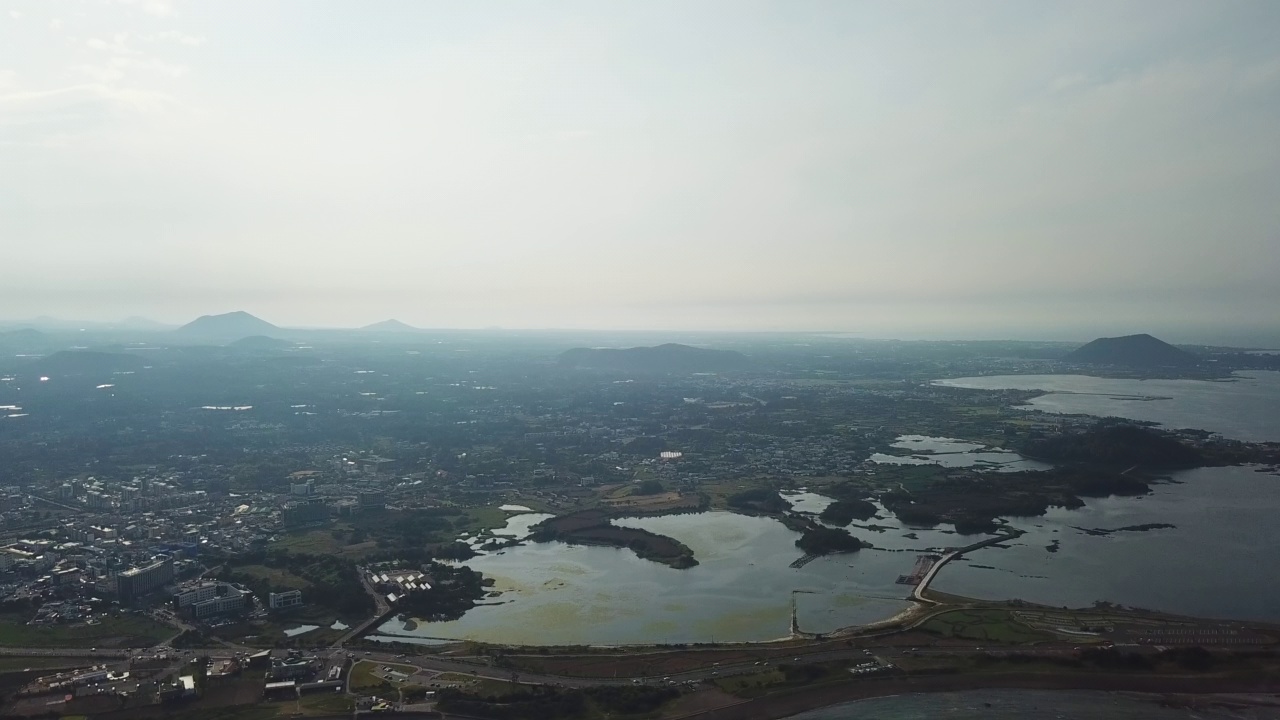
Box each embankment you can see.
[675,672,1280,720]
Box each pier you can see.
[895,554,940,585]
[790,590,819,639]
[789,553,821,569]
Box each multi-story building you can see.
[173,582,219,609]
[191,590,246,619]
[268,590,303,610]
[116,556,173,602]
[281,499,329,525]
[180,579,249,620]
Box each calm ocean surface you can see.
[934,372,1280,442]
[932,464,1280,622]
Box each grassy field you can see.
[293,691,354,715]
[713,668,786,697]
[274,530,357,557]
[277,528,381,559]
[0,656,95,671]
[456,506,510,535]
[0,614,171,648]
[920,609,1052,645]
[349,660,419,691]
[235,565,311,590]
[168,707,280,720]
[865,464,949,492]
[229,612,348,649]
[701,477,775,510]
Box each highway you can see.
[311,641,1086,689]
[0,647,131,659]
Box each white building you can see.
[268,590,302,610]
[191,589,247,619]
[173,581,250,619]
[173,582,219,608]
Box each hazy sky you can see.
[3,1,1278,340]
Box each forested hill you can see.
[1023,423,1205,469]
[1064,334,1198,367]
[176,311,280,341]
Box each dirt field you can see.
[600,489,703,513]
[502,637,933,678]
[660,687,745,718]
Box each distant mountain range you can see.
[1064,334,1199,367]
[361,319,419,332]
[559,343,750,373]
[119,316,174,330]
[175,311,280,340]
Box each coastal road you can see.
[0,641,1089,702]
[912,528,1024,603]
[331,642,1087,689]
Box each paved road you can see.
[333,642,1086,689]
[0,625,1092,695]
[0,647,132,659]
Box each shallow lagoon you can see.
[870,435,1052,472]
[377,510,930,645]
[379,461,1280,644]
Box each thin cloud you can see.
[150,30,205,47]
[111,0,174,18]
[85,34,139,55]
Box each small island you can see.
[818,499,878,526]
[795,525,866,556]
[529,509,699,568]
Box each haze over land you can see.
[3,1,1280,345]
